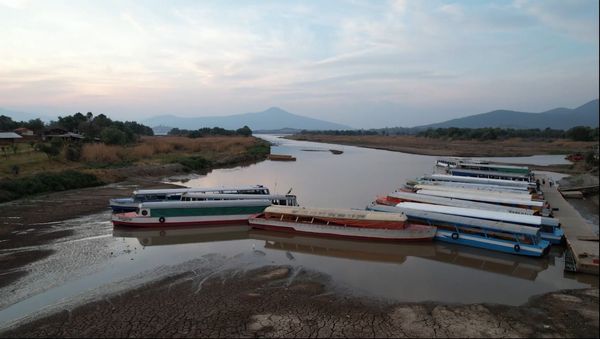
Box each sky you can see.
[0,0,598,128]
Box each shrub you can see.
[65,144,82,161]
[0,170,104,202]
[101,127,128,145]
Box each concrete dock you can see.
[541,180,599,275]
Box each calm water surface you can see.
[0,135,596,328]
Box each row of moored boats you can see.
[109,158,563,257]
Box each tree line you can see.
[168,126,253,138]
[1,112,154,145]
[299,126,599,141]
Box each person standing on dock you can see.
[536,179,541,191]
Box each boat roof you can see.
[397,202,543,226]
[415,180,530,191]
[183,193,295,200]
[134,185,269,195]
[449,168,530,179]
[414,184,533,199]
[264,205,407,222]
[141,199,273,209]
[388,191,534,215]
[370,203,540,236]
[459,162,529,171]
[416,189,545,207]
[426,174,533,187]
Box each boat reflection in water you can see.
[114,224,554,281]
[112,224,250,247]
[248,230,551,281]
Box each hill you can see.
[144,107,350,132]
[418,99,599,130]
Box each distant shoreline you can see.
[284,134,597,159]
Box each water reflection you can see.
[113,225,555,282]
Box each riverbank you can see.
[0,136,270,202]
[286,134,598,157]
[1,265,597,338]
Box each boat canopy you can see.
[416,189,544,207]
[264,206,407,222]
[369,203,540,237]
[413,184,534,200]
[134,185,269,196]
[414,180,531,192]
[449,168,530,180]
[397,202,544,226]
[388,191,534,215]
[182,193,294,200]
[425,174,533,187]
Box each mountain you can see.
[144,107,351,132]
[418,99,599,130]
[0,108,55,122]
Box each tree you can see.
[566,126,594,141]
[236,125,252,137]
[100,127,127,145]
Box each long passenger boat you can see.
[436,158,531,175]
[396,202,563,244]
[367,204,551,257]
[410,184,541,201]
[415,189,546,211]
[248,206,437,241]
[448,168,532,181]
[111,194,297,227]
[109,185,271,213]
[407,179,532,192]
[422,174,535,189]
[376,191,535,215]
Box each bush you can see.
[65,144,82,161]
[0,170,104,202]
[101,127,128,145]
[38,143,61,159]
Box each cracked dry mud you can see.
[1,266,598,338]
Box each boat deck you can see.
[541,177,599,275]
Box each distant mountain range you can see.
[417,99,599,130]
[143,107,351,133]
[0,108,55,122]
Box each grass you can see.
[288,135,599,157]
[0,170,104,203]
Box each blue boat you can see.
[368,203,551,257]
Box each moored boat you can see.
[112,195,297,228]
[109,185,272,213]
[248,206,437,241]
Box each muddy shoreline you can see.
[1,265,598,338]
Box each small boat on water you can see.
[111,194,298,227]
[109,185,272,213]
[267,154,296,161]
[248,206,437,241]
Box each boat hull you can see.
[435,230,549,257]
[112,214,255,228]
[248,218,436,242]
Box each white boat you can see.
[423,174,534,188]
[397,202,563,244]
[411,180,531,192]
[416,189,545,210]
[413,184,537,200]
[110,185,272,212]
[378,191,535,215]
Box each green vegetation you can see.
[299,126,599,141]
[168,125,253,138]
[0,170,104,203]
[247,141,270,158]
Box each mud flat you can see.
[1,265,597,338]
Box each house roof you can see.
[0,132,23,139]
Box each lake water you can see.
[0,135,596,328]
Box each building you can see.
[0,132,23,145]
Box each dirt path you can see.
[1,265,597,338]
